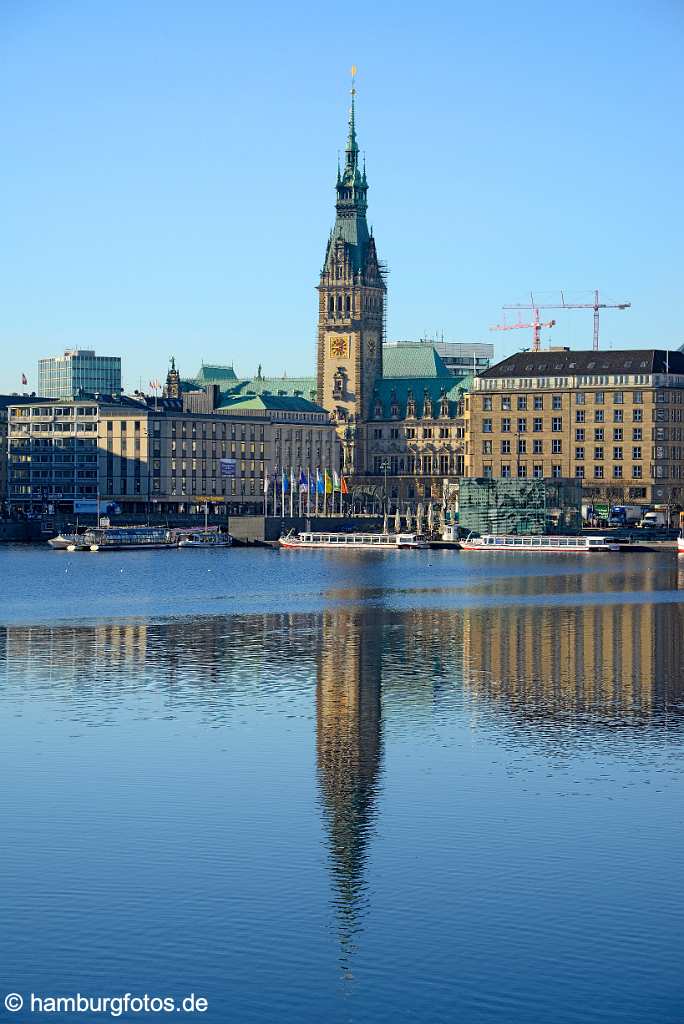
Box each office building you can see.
[469,348,684,505]
[39,349,122,399]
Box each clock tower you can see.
[316,71,386,473]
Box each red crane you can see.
[504,290,631,351]
[490,308,556,352]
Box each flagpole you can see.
[289,467,294,518]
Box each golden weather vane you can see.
[350,64,357,95]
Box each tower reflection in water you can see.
[315,609,382,969]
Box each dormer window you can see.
[407,389,416,418]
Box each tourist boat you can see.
[178,531,233,548]
[460,533,620,553]
[677,532,684,555]
[67,526,175,551]
[279,530,429,550]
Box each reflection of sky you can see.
[2,550,684,1023]
[4,546,683,625]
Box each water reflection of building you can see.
[316,608,382,967]
[462,593,684,715]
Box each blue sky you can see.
[1,0,683,393]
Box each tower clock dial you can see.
[329,336,349,359]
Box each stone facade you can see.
[7,393,338,515]
[470,349,684,506]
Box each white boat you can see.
[677,532,684,554]
[47,533,80,549]
[178,531,232,548]
[461,533,620,553]
[279,530,429,550]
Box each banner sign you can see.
[220,458,237,478]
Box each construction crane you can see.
[504,290,631,351]
[490,307,556,352]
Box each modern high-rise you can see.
[39,349,121,399]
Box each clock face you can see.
[329,336,349,359]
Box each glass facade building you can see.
[39,349,121,399]
[459,477,583,535]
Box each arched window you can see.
[337,295,342,313]
[329,296,334,315]
[345,294,351,313]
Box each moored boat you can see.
[279,530,428,550]
[178,531,233,548]
[47,533,81,550]
[461,533,620,553]
[68,526,175,551]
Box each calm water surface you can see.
[1,546,684,1023]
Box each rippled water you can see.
[1,546,684,1023]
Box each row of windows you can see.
[481,390,647,412]
[373,426,455,440]
[372,455,463,475]
[478,374,656,391]
[481,409,647,433]
[482,440,645,459]
[482,464,645,480]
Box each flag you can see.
[341,476,349,495]
[263,474,269,495]
[282,469,289,493]
[299,470,308,493]
[21,374,27,386]
[333,470,340,490]
[324,470,333,494]
[316,469,324,494]
[290,467,295,491]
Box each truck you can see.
[638,509,669,529]
[608,505,643,527]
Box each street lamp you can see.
[380,459,390,515]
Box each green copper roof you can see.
[194,363,238,384]
[372,373,472,419]
[217,393,325,413]
[187,368,317,402]
[382,344,452,379]
[228,375,317,401]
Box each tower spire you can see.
[347,65,358,159]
